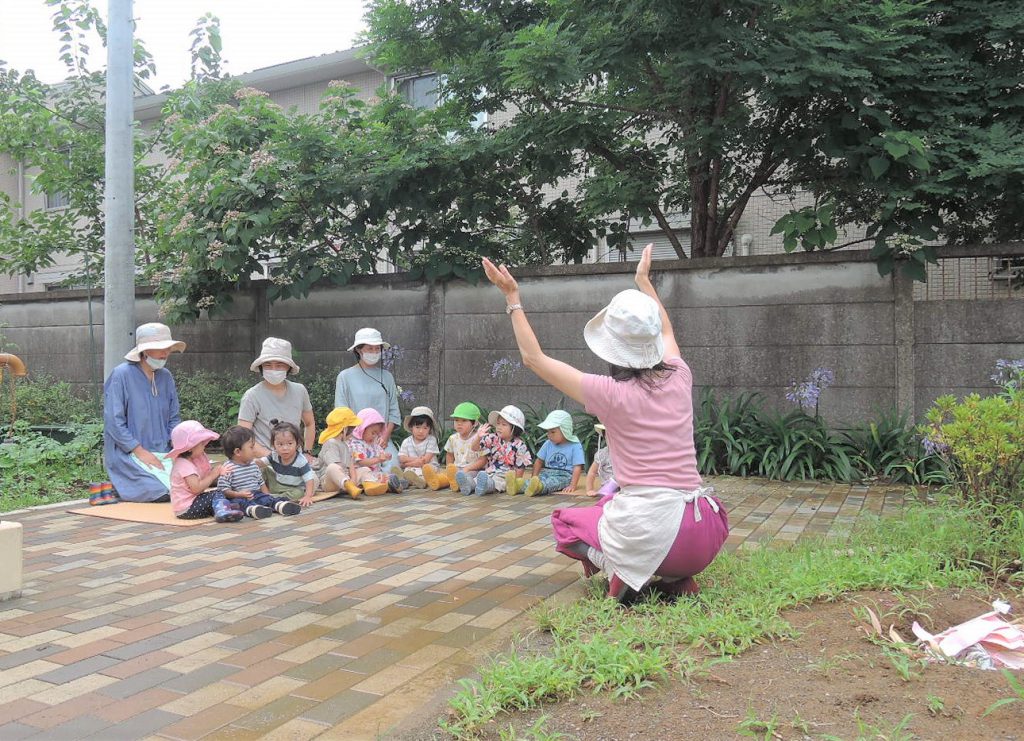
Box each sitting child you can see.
[424,401,485,491]
[456,404,532,495]
[395,406,440,488]
[169,421,241,522]
[217,425,302,518]
[263,419,317,506]
[512,410,585,496]
[318,407,363,499]
[585,423,619,498]
[349,408,404,495]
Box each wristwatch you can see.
[505,303,523,315]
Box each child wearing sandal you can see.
[513,410,585,496]
[396,406,440,489]
[169,421,241,522]
[318,407,363,499]
[263,419,317,507]
[349,408,403,495]
[423,402,485,491]
[217,425,302,518]
[456,404,531,495]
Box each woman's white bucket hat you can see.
[583,289,664,369]
[124,323,186,362]
[347,327,391,352]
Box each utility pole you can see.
[103,0,135,379]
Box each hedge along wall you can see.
[2,246,1022,425]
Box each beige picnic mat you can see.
[67,502,210,527]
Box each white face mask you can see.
[361,351,381,366]
[263,369,288,385]
[145,356,167,370]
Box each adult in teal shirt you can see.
[334,327,401,460]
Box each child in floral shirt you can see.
[455,404,532,495]
[349,407,406,495]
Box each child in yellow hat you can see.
[317,407,364,498]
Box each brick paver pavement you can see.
[0,477,911,740]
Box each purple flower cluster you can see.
[921,436,949,457]
[491,357,522,383]
[381,344,405,371]
[399,388,416,404]
[990,358,1024,390]
[785,367,835,412]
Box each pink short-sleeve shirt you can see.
[581,356,702,491]
[170,454,213,515]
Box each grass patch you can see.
[441,499,1024,738]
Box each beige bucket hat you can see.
[250,337,300,374]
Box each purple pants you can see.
[551,490,729,580]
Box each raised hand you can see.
[481,258,520,299]
[635,243,654,288]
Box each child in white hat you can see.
[585,424,618,497]
[511,409,585,496]
[456,405,532,495]
[396,406,440,488]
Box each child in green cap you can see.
[511,409,586,496]
[423,401,486,490]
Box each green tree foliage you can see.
[0,0,164,286]
[365,0,1024,274]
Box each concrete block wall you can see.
[2,249,1022,427]
[914,300,1024,420]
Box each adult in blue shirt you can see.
[103,323,185,502]
[335,327,401,461]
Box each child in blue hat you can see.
[511,410,585,496]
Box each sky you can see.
[0,0,369,91]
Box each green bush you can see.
[175,371,253,435]
[921,387,1024,505]
[7,374,100,426]
[0,421,105,511]
[695,389,943,484]
[842,408,948,484]
[302,371,339,433]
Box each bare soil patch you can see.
[395,588,1024,740]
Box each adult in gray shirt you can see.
[238,337,316,457]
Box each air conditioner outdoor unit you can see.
[989,257,1024,285]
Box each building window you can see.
[396,73,487,129]
[398,74,441,110]
[45,149,71,210]
[45,190,70,210]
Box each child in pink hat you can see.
[349,408,405,495]
[169,421,242,522]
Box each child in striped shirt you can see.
[263,419,317,506]
[218,426,301,518]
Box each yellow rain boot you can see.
[343,480,362,499]
[446,464,458,484]
[423,465,449,491]
[524,477,544,497]
[362,480,388,496]
[505,471,521,496]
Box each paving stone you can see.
[300,689,380,726]
[36,654,121,684]
[0,722,40,740]
[161,662,241,693]
[99,667,182,699]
